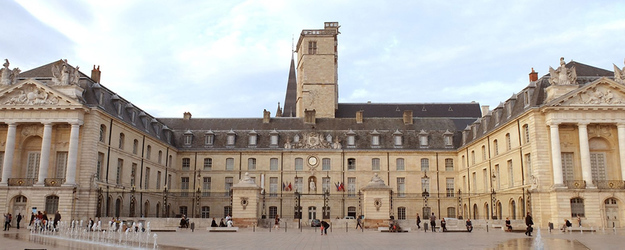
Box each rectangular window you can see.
[270,158,279,171]
[203,177,211,197]
[372,158,380,171]
[348,158,356,171]
[446,178,454,197]
[204,158,212,170]
[494,140,499,155]
[0,152,4,179]
[224,206,232,218]
[269,206,278,219]
[445,158,454,171]
[421,178,430,193]
[562,152,574,182]
[181,177,189,197]
[116,159,123,185]
[144,167,150,189]
[495,164,501,190]
[347,177,356,197]
[26,152,41,179]
[55,152,68,179]
[96,152,104,180]
[295,177,303,192]
[156,171,161,189]
[524,125,530,144]
[397,207,406,220]
[308,41,317,54]
[396,158,405,171]
[205,134,214,145]
[131,163,137,187]
[269,177,278,197]
[507,160,513,187]
[182,158,190,170]
[570,198,585,217]
[295,158,303,171]
[420,158,429,172]
[226,158,234,171]
[524,153,532,185]
[225,177,233,195]
[447,207,456,218]
[472,172,477,192]
[179,206,188,217]
[483,169,488,191]
[397,177,405,197]
[322,158,331,171]
[248,158,256,170]
[168,174,172,189]
[322,177,330,193]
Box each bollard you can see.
[346,222,348,232]
[285,222,287,232]
[331,222,333,233]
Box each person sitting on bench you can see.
[561,219,572,231]
[466,218,473,232]
[505,217,512,231]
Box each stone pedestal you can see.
[231,173,261,227]
[545,85,578,102]
[361,174,392,228]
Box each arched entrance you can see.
[484,203,489,220]
[605,198,620,227]
[115,198,122,218]
[156,202,161,218]
[497,202,503,220]
[10,195,28,227]
[473,204,478,219]
[510,200,516,220]
[144,200,150,217]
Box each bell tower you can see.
[295,22,340,118]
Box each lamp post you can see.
[195,172,201,218]
[163,186,168,218]
[457,189,462,219]
[131,185,136,217]
[491,173,497,220]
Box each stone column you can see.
[63,123,80,186]
[578,123,594,188]
[618,124,625,181]
[0,123,17,186]
[549,123,565,187]
[35,123,53,186]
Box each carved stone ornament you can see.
[548,57,577,85]
[240,197,249,209]
[51,59,80,86]
[21,125,43,137]
[0,59,21,86]
[291,132,332,149]
[2,84,60,105]
[374,198,382,211]
[580,87,624,105]
[614,59,625,85]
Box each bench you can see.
[151,228,178,232]
[378,227,411,232]
[443,229,470,233]
[208,227,239,232]
[566,228,595,232]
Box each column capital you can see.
[577,122,590,127]
[547,122,561,127]
[617,123,625,128]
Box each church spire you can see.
[282,45,298,117]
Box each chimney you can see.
[263,109,271,123]
[529,68,538,82]
[481,105,489,117]
[403,110,413,125]
[183,112,192,120]
[304,109,316,124]
[356,110,364,124]
[91,65,101,83]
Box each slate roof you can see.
[336,103,482,118]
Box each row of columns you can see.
[549,122,625,188]
[1,122,80,186]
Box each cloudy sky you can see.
[2,0,625,118]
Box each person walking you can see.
[577,215,582,227]
[430,213,437,232]
[320,220,330,235]
[274,215,280,229]
[16,213,22,229]
[53,211,61,229]
[355,215,363,230]
[3,214,9,231]
[416,213,421,229]
[525,212,534,236]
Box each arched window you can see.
[129,198,136,217]
[505,133,511,150]
[119,133,125,149]
[146,145,152,159]
[523,124,530,144]
[133,139,139,154]
[493,140,499,155]
[99,124,107,142]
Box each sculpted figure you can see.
[1,59,11,85]
[309,179,316,192]
[614,59,625,84]
[548,57,577,85]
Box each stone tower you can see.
[295,22,340,118]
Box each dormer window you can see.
[443,130,453,148]
[248,130,257,147]
[227,129,236,147]
[184,130,193,146]
[125,103,135,123]
[205,130,215,146]
[270,129,279,148]
[482,118,488,134]
[346,129,356,148]
[151,119,159,137]
[393,130,403,148]
[370,130,380,148]
[419,130,429,148]
[139,112,148,131]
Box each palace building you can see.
[1,22,625,229]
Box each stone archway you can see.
[604,198,620,228]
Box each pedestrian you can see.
[416,213,421,229]
[29,212,35,227]
[53,211,61,229]
[3,214,9,231]
[274,215,280,229]
[320,220,330,235]
[16,213,22,229]
[211,218,218,227]
[441,218,447,232]
[430,213,437,232]
[505,217,512,231]
[525,212,534,236]
[355,215,363,230]
[577,215,581,227]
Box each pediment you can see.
[0,80,84,109]
[549,78,625,107]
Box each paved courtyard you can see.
[2,226,625,249]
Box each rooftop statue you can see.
[51,59,80,85]
[0,59,21,86]
[548,57,577,85]
[614,58,625,84]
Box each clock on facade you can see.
[307,156,318,166]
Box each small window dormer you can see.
[346,129,356,148]
[248,129,257,147]
[92,82,103,106]
[506,94,516,118]
[393,130,403,148]
[184,130,193,147]
[226,129,236,147]
[139,112,148,131]
[125,103,136,124]
[205,130,215,147]
[270,129,279,148]
[370,129,380,148]
[151,118,160,137]
[443,130,454,148]
[462,125,471,145]
[418,130,429,148]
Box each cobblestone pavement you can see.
[2,226,625,249]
